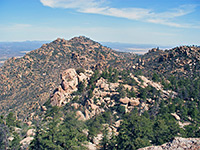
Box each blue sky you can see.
[0,0,200,46]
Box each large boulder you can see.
[119,97,130,104]
[171,113,181,121]
[85,142,96,150]
[90,104,99,110]
[138,137,200,150]
[71,103,80,109]
[129,98,140,106]
[20,137,34,149]
[96,77,109,91]
[109,83,119,91]
[93,133,103,145]
[61,69,78,93]
[51,85,68,106]
[76,111,86,121]
[78,72,88,82]
[26,129,36,137]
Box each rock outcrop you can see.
[20,137,34,149]
[61,69,78,93]
[26,129,36,137]
[50,68,92,106]
[50,67,178,121]
[138,137,200,150]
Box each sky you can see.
[0,0,200,46]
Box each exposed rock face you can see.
[171,113,181,121]
[178,121,191,129]
[119,97,130,104]
[61,69,78,93]
[76,110,86,121]
[50,85,68,106]
[85,142,97,150]
[20,137,34,149]
[78,72,89,83]
[131,75,177,99]
[93,133,103,145]
[138,137,200,150]
[50,68,92,106]
[71,103,80,109]
[114,120,122,128]
[50,68,178,121]
[141,46,200,78]
[41,105,47,111]
[129,98,140,106]
[1,36,198,120]
[26,129,36,137]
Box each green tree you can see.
[138,87,147,100]
[30,112,87,150]
[0,124,9,150]
[152,72,160,82]
[78,81,85,93]
[116,113,153,149]
[100,127,110,150]
[10,132,21,150]
[117,85,126,99]
[6,112,16,127]
[152,116,180,145]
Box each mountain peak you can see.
[51,37,68,44]
[68,36,97,44]
[47,36,100,48]
[51,36,94,44]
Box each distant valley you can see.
[0,41,48,66]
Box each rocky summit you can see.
[0,36,131,118]
[1,36,200,150]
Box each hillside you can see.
[0,37,200,149]
[136,46,200,77]
[0,36,136,118]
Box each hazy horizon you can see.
[0,0,200,46]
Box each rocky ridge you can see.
[0,36,133,118]
[1,36,199,119]
[138,46,200,77]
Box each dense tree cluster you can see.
[30,107,87,150]
[0,113,22,150]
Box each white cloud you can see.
[94,8,152,20]
[153,5,195,19]
[40,0,197,28]
[147,19,189,28]
[40,0,105,9]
